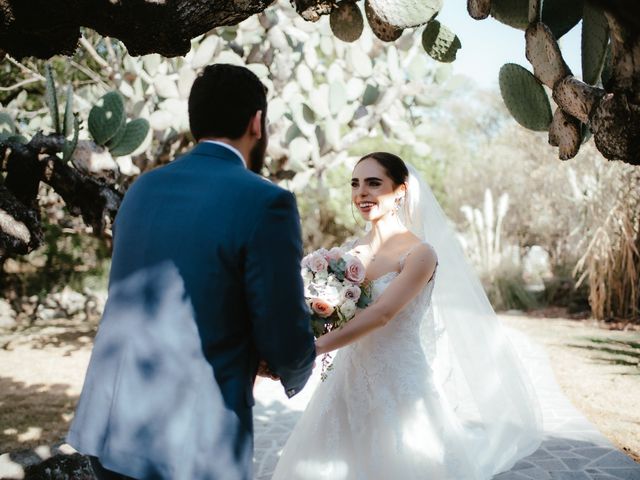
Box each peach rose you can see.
[344,257,366,284]
[310,298,335,318]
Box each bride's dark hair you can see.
[357,152,409,187]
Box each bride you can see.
[271,152,543,480]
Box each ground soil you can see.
[0,313,638,465]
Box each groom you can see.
[67,64,316,479]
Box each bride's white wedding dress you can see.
[273,165,542,480]
[273,251,483,480]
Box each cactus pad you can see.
[365,0,403,42]
[330,1,364,43]
[421,20,461,63]
[542,0,583,39]
[581,3,609,86]
[366,0,442,28]
[108,118,150,157]
[490,0,529,30]
[499,63,553,132]
[88,91,126,146]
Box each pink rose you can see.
[342,285,361,302]
[310,298,335,318]
[326,247,344,262]
[344,257,366,284]
[308,252,329,273]
[301,254,313,269]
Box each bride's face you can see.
[351,158,403,222]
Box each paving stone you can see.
[591,452,640,469]
[561,458,594,470]
[549,472,590,480]
[598,469,640,480]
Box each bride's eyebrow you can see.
[351,177,383,182]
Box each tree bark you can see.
[0,0,275,58]
[0,134,122,258]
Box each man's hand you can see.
[257,360,280,380]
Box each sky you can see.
[437,4,582,89]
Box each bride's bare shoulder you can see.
[402,241,437,274]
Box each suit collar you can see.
[191,141,246,167]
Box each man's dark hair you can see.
[188,64,268,141]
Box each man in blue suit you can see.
[67,64,317,479]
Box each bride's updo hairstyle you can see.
[357,152,409,188]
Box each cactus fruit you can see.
[499,63,553,132]
[366,0,442,28]
[88,91,126,145]
[490,0,528,30]
[365,0,403,42]
[421,20,461,63]
[330,1,364,43]
[581,3,609,86]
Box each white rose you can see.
[339,299,357,320]
[324,285,341,306]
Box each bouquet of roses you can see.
[301,247,372,339]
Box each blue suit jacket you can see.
[67,143,316,479]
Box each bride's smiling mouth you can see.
[358,201,376,213]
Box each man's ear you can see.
[250,110,263,139]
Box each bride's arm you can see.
[315,244,437,355]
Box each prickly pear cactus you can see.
[88,92,126,146]
[330,1,364,43]
[490,0,528,30]
[499,63,553,132]
[365,0,403,42]
[421,20,461,63]
[108,118,150,157]
[366,0,442,28]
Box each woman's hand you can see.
[315,337,328,356]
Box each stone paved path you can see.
[252,327,640,480]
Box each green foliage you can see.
[62,114,80,162]
[0,213,111,300]
[44,64,60,134]
[499,63,552,132]
[421,20,461,63]
[62,84,75,137]
[581,3,609,86]
[483,261,539,312]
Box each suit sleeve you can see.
[244,189,316,398]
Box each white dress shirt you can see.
[201,140,246,167]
